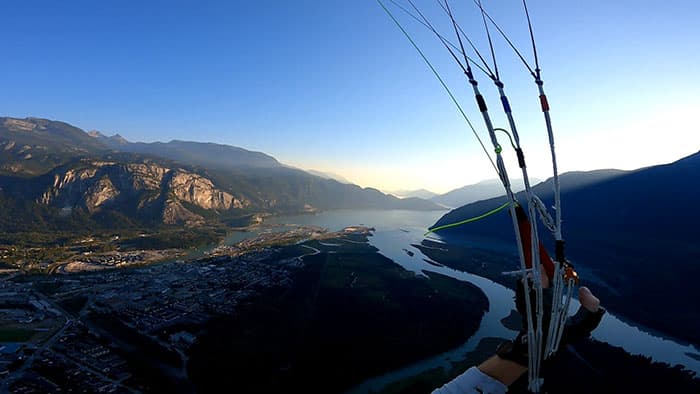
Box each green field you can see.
[0,327,35,342]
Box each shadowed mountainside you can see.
[431,152,700,345]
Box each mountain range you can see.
[0,117,440,231]
[390,178,548,208]
[90,131,283,170]
[431,152,700,345]
[429,178,544,208]
[388,189,439,200]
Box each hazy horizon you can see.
[4,113,695,194]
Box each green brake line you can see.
[425,128,516,236]
[425,201,512,235]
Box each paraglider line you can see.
[437,0,495,80]
[425,201,512,235]
[471,0,536,78]
[376,0,498,175]
[387,0,492,77]
[477,0,500,80]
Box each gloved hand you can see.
[497,274,605,366]
[560,286,606,346]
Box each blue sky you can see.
[2,0,699,193]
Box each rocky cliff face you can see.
[83,176,120,213]
[162,199,205,226]
[168,171,245,211]
[37,160,250,226]
[4,118,46,132]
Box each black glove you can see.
[560,304,606,346]
[497,278,606,367]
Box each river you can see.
[263,209,700,391]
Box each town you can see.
[0,226,371,392]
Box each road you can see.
[1,289,138,392]
[0,318,72,392]
[300,244,320,257]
